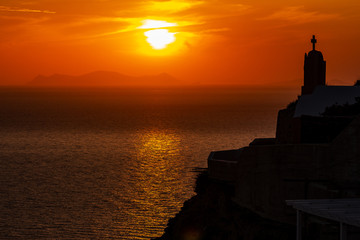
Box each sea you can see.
[0,86,297,239]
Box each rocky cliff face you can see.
[154,171,295,240]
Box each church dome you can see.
[308,50,324,61]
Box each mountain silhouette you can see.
[28,71,179,87]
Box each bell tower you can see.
[302,35,326,95]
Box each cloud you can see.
[146,0,204,13]
[172,1,250,19]
[61,16,199,37]
[138,19,178,29]
[0,0,250,43]
[260,6,339,24]
[0,5,55,14]
[148,1,251,37]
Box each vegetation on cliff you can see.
[322,97,360,116]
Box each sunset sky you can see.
[1,0,360,86]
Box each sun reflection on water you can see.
[128,129,189,237]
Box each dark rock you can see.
[153,171,295,240]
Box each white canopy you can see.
[294,86,360,117]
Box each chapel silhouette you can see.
[302,35,326,95]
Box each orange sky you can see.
[1,0,360,86]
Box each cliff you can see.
[155,170,360,240]
[154,171,295,240]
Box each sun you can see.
[144,29,176,50]
[138,20,178,50]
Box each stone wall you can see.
[234,143,334,223]
[276,108,300,144]
[276,108,354,144]
[300,115,353,143]
[208,115,360,224]
[208,149,242,182]
[330,115,360,182]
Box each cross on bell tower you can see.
[302,35,326,95]
[311,35,317,51]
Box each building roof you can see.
[307,50,324,60]
[294,86,360,117]
[286,199,360,227]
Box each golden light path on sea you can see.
[130,129,188,237]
